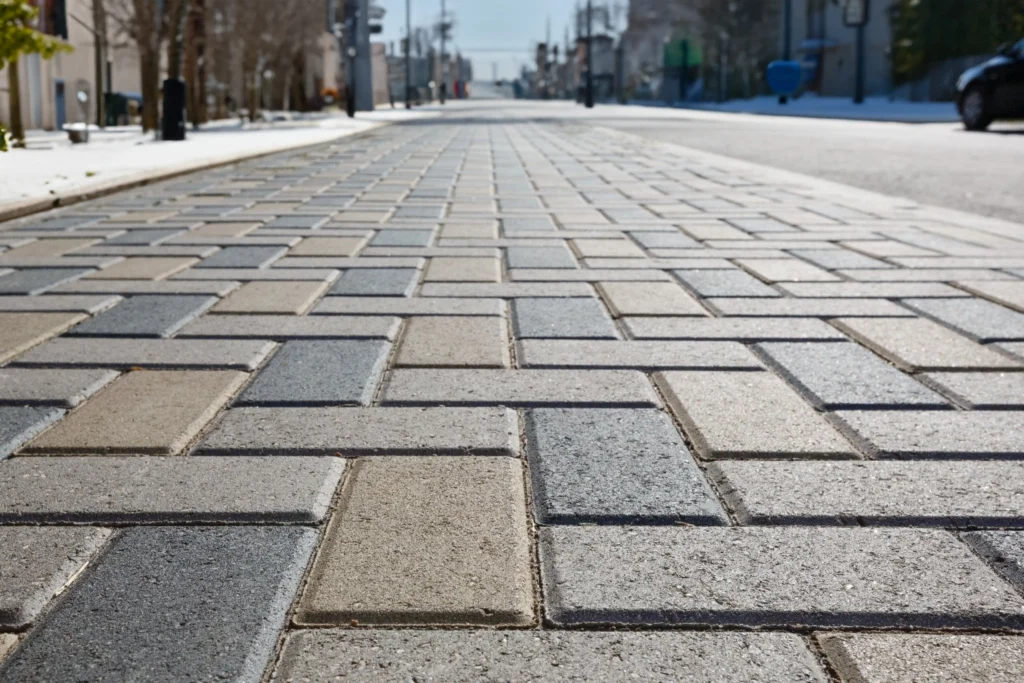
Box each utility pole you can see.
[780,0,792,104]
[439,0,446,104]
[405,0,411,108]
[92,0,106,128]
[585,0,594,108]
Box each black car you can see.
[956,38,1024,130]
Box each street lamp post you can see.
[405,0,412,109]
[439,0,446,104]
[584,0,594,108]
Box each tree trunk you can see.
[140,48,160,131]
[166,0,188,80]
[93,0,107,127]
[185,0,207,128]
[8,60,25,146]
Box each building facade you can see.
[0,0,140,131]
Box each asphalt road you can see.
[585,107,1024,226]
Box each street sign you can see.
[766,60,803,97]
[842,0,870,28]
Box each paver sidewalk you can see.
[1,106,1024,681]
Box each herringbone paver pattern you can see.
[1,111,1024,681]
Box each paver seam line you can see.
[959,532,1024,600]
[804,633,846,683]
[368,326,406,408]
[810,633,862,683]
[0,124,396,227]
[643,373,740,528]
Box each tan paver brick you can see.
[313,296,504,316]
[396,317,509,367]
[288,236,369,257]
[296,457,533,626]
[734,258,840,283]
[597,281,706,317]
[656,371,856,459]
[439,223,498,239]
[424,257,501,282]
[4,238,98,258]
[84,257,197,280]
[211,281,329,314]
[833,317,1021,371]
[382,369,661,407]
[957,280,1024,313]
[0,312,86,364]
[24,370,247,455]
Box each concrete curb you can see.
[0,121,392,228]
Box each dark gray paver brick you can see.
[0,406,64,459]
[0,268,92,295]
[0,456,344,524]
[265,215,329,229]
[832,410,1024,458]
[506,246,577,269]
[710,460,1024,526]
[526,408,726,524]
[674,269,780,298]
[540,526,1024,628]
[237,340,390,406]
[962,531,1024,593]
[194,245,287,268]
[0,527,316,683]
[104,229,183,245]
[0,527,113,629]
[629,230,700,249]
[754,342,948,409]
[0,368,118,407]
[198,406,520,455]
[921,372,1024,409]
[274,629,826,683]
[328,268,418,296]
[370,230,434,247]
[707,298,914,317]
[902,297,1024,342]
[512,297,618,339]
[65,295,217,338]
[818,633,1024,683]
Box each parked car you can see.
[956,38,1024,130]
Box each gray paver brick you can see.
[921,372,1024,409]
[832,316,1021,371]
[512,297,618,339]
[382,369,661,407]
[0,527,316,683]
[0,268,92,295]
[957,280,1024,313]
[13,337,275,370]
[962,531,1024,593]
[708,297,915,317]
[104,229,183,245]
[0,368,118,407]
[540,526,1024,628]
[174,267,340,280]
[754,342,948,409]
[0,527,113,629]
[296,457,533,626]
[818,633,1024,683]
[674,269,781,297]
[396,316,509,367]
[25,370,247,455]
[198,406,520,455]
[0,456,343,524]
[0,407,64,459]
[506,245,577,268]
[791,249,893,270]
[780,282,968,298]
[831,410,1024,458]
[328,268,418,296]
[526,408,726,524]
[369,229,434,247]
[625,316,847,341]
[274,630,825,683]
[629,230,700,249]
[710,460,1024,526]
[194,245,287,268]
[657,371,855,459]
[65,294,217,338]
[902,297,1024,342]
[419,282,595,298]
[518,340,762,369]
[237,340,390,406]
[734,258,840,283]
[179,313,399,339]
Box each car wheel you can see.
[961,87,992,131]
